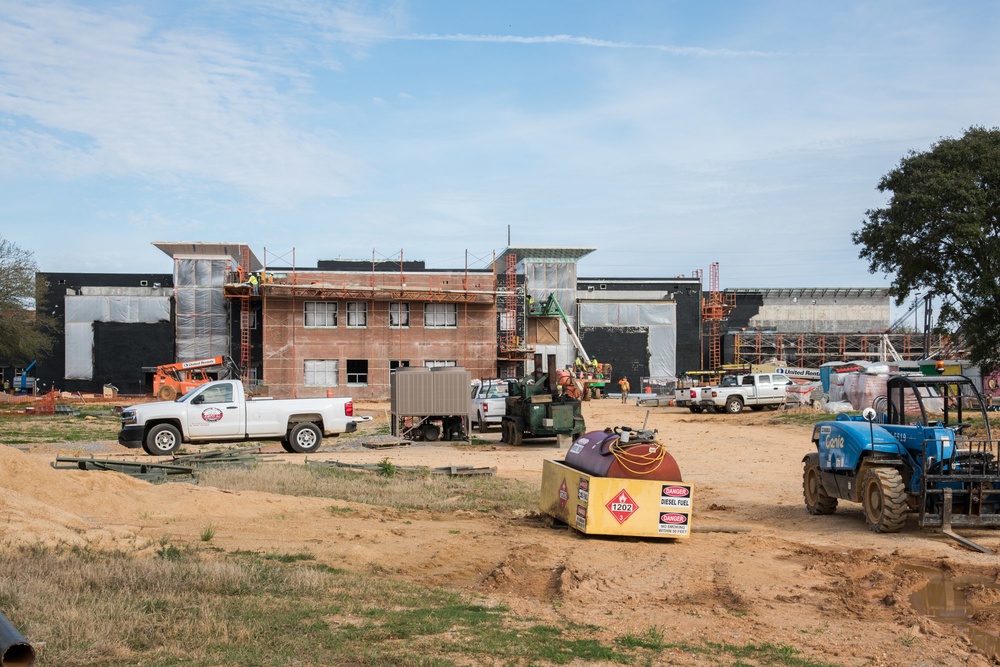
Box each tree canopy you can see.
[0,236,52,366]
[853,126,1000,369]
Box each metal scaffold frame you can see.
[732,331,963,366]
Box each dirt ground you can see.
[4,398,1000,666]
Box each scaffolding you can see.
[221,249,499,398]
[701,263,735,371]
[732,331,963,366]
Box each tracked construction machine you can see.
[803,375,1000,550]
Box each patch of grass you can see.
[616,625,665,650]
[667,640,838,666]
[375,457,396,477]
[0,413,119,443]
[230,549,315,563]
[199,463,539,514]
[155,539,184,561]
[200,525,216,542]
[0,545,836,667]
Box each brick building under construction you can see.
[32,241,930,399]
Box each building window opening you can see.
[425,360,457,368]
[424,303,457,328]
[304,359,339,386]
[389,302,410,328]
[304,301,338,327]
[347,301,368,327]
[346,359,369,385]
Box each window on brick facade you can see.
[390,360,410,370]
[425,360,457,368]
[389,302,410,328]
[346,301,367,327]
[304,301,337,327]
[424,303,457,328]
[346,359,368,385]
[304,359,339,386]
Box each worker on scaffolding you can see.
[247,272,259,296]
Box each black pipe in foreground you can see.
[0,611,35,667]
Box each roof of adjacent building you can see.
[153,242,262,271]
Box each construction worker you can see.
[618,377,630,404]
[247,272,259,295]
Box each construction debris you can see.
[306,460,496,476]
[357,435,413,449]
[51,447,277,483]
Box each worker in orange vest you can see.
[618,377,630,404]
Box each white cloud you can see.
[0,2,366,202]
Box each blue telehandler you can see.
[803,375,1000,548]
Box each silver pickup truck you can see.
[118,379,357,455]
[471,379,508,433]
[700,373,793,414]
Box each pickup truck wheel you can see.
[477,413,488,433]
[688,406,702,414]
[145,424,181,456]
[861,467,907,533]
[288,423,322,454]
[802,455,838,515]
[279,438,295,453]
[725,396,744,414]
[767,404,781,411]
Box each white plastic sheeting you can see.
[579,302,676,377]
[827,370,944,413]
[64,295,171,379]
[175,258,231,361]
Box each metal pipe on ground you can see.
[0,611,35,666]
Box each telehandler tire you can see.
[802,455,837,515]
[725,396,744,414]
[861,467,907,533]
[157,385,178,401]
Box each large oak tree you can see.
[853,126,1000,369]
[0,236,52,366]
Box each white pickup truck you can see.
[700,373,793,414]
[118,380,357,456]
[471,379,508,433]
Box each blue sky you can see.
[1,1,998,291]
